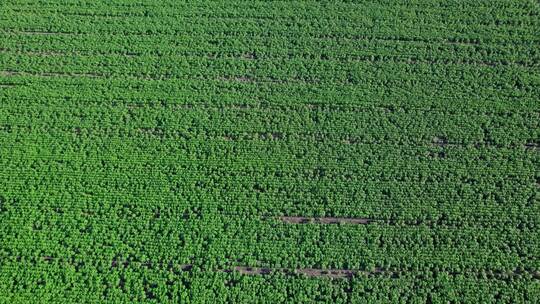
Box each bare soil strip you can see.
[0,70,101,78]
[231,266,383,278]
[110,259,192,271]
[524,142,539,151]
[38,256,540,280]
[218,76,255,83]
[108,259,371,278]
[279,216,372,225]
[0,71,19,77]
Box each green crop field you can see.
[0,0,539,303]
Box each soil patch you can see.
[280,216,372,225]
[232,266,383,278]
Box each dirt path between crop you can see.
[38,256,540,280]
[107,258,376,278]
[230,266,382,278]
[279,216,372,225]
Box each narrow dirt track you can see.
[279,216,372,225]
[232,266,383,278]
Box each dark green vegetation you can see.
[0,0,539,303]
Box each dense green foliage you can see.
[0,0,539,303]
